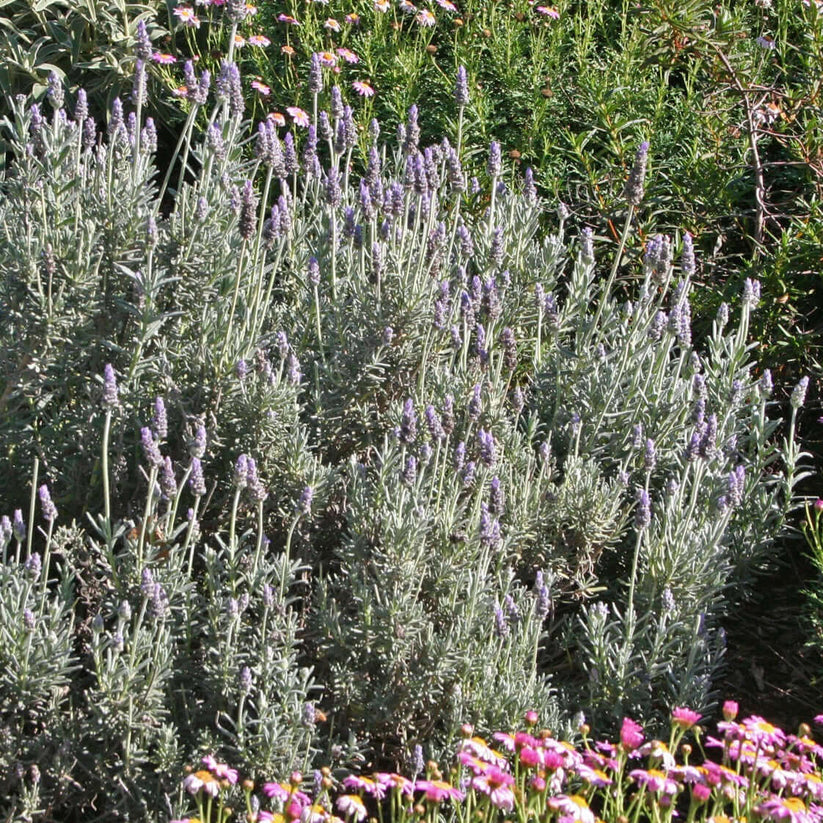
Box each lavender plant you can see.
[0,59,809,819]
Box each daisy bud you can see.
[722,700,738,721]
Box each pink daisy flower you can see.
[248,34,271,46]
[337,47,360,63]
[316,50,338,67]
[345,12,360,23]
[300,804,328,823]
[183,770,220,796]
[151,52,177,64]
[547,795,596,823]
[435,0,457,9]
[374,773,414,797]
[324,18,341,31]
[742,715,787,749]
[268,112,286,126]
[672,707,702,729]
[415,780,464,803]
[251,79,271,95]
[278,13,300,24]
[757,795,814,823]
[416,8,436,25]
[342,775,387,799]
[287,106,310,127]
[263,781,291,801]
[352,80,374,97]
[173,6,201,26]
[374,0,390,10]
[576,764,612,787]
[335,795,366,821]
[629,768,680,796]
[620,717,645,751]
[536,5,559,18]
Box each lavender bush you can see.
[0,63,810,819]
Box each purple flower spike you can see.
[454,65,470,106]
[635,488,651,530]
[487,141,502,178]
[141,427,163,469]
[624,141,649,206]
[298,486,313,514]
[102,364,119,408]
[38,484,58,523]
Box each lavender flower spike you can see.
[102,364,119,408]
[635,487,651,530]
[624,141,649,206]
[39,484,58,523]
[454,65,470,106]
[487,141,502,178]
[141,427,163,469]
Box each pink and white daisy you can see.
[336,795,367,821]
[345,12,360,23]
[629,768,680,796]
[576,764,612,787]
[151,52,177,64]
[263,782,291,801]
[535,5,559,18]
[337,47,360,63]
[183,770,220,796]
[287,106,310,127]
[268,111,286,126]
[374,773,414,797]
[251,79,271,95]
[742,716,787,749]
[352,80,374,97]
[342,775,387,799]
[757,795,814,823]
[416,9,436,25]
[173,6,201,27]
[435,0,457,9]
[374,0,390,9]
[233,33,246,48]
[248,34,271,46]
[547,795,596,823]
[277,13,300,24]
[471,766,515,811]
[316,51,338,67]
[324,18,341,31]
[461,736,507,767]
[414,780,464,803]
[300,804,329,823]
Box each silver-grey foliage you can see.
[0,77,808,819]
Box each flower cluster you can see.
[175,708,823,823]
